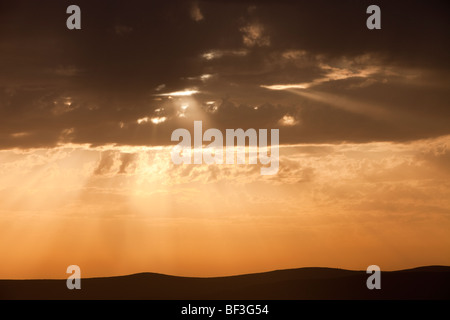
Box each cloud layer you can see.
[0,0,449,149]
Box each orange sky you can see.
[1,1,449,279]
[1,136,449,279]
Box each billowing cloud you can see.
[240,22,270,47]
[190,1,204,22]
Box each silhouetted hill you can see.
[1,266,449,300]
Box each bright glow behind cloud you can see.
[1,136,450,278]
[155,89,199,97]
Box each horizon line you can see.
[2,265,449,281]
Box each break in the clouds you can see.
[1,0,450,279]
[0,0,449,149]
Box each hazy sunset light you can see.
[0,0,449,282]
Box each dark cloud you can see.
[118,152,137,174]
[0,0,449,149]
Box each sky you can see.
[0,0,449,279]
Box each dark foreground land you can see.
[1,266,449,300]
